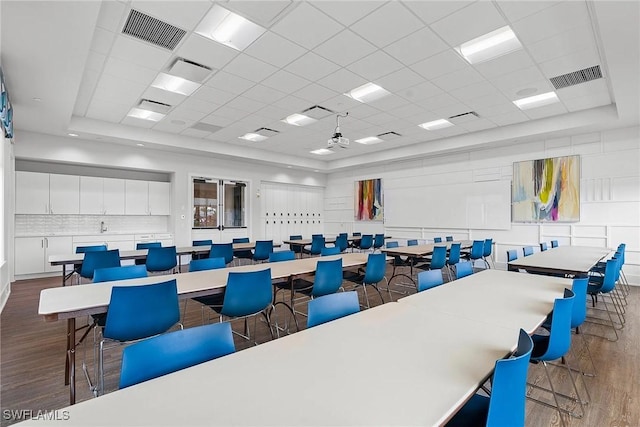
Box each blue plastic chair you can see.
[100,279,180,395]
[189,257,226,272]
[445,236,454,242]
[424,245,447,271]
[76,245,107,253]
[192,240,212,260]
[587,258,624,340]
[372,234,385,252]
[79,249,121,282]
[434,237,442,243]
[146,246,177,274]
[528,288,585,422]
[446,329,533,427]
[307,291,360,328]
[523,246,534,257]
[540,242,548,252]
[288,235,304,256]
[253,240,274,263]
[269,250,296,263]
[464,240,484,267]
[303,236,325,256]
[321,246,341,256]
[232,237,253,264]
[353,253,387,308]
[551,240,559,248]
[209,243,234,265]
[455,261,473,279]
[135,242,162,265]
[445,243,461,281]
[93,265,147,283]
[482,238,493,268]
[355,234,373,252]
[120,322,236,389]
[507,249,519,271]
[335,234,349,253]
[407,239,418,246]
[352,232,361,236]
[417,270,443,292]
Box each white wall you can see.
[11,131,326,266]
[325,126,640,284]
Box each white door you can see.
[148,181,171,215]
[125,180,149,215]
[44,236,73,273]
[79,176,103,215]
[103,178,125,215]
[15,237,45,275]
[15,171,49,214]
[49,174,80,214]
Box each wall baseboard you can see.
[0,261,10,313]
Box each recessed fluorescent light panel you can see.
[239,133,268,142]
[456,26,522,64]
[151,73,201,96]
[513,91,559,110]
[127,108,165,122]
[282,113,317,126]
[195,5,266,51]
[355,136,383,145]
[419,119,453,130]
[310,148,334,155]
[344,82,390,103]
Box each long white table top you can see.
[507,246,612,275]
[39,253,371,321]
[381,240,473,257]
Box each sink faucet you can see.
[100,221,108,233]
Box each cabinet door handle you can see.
[45,237,48,248]
[41,239,44,248]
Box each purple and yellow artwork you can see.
[355,179,383,221]
[512,155,580,222]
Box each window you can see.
[193,178,246,229]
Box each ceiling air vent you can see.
[122,9,186,50]
[139,99,171,114]
[448,111,479,124]
[377,131,401,139]
[254,127,280,137]
[169,59,212,83]
[550,65,602,89]
[301,105,334,120]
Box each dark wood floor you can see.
[1,265,638,426]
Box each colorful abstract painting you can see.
[355,179,383,221]
[512,155,580,222]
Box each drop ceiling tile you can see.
[524,102,568,120]
[91,27,117,56]
[414,93,460,110]
[367,94,410,110]
[212,105,251,121]
[86,99,130,123]
[74,70,100,117]
[140,86,187,107]
[563,89,612,112]
[322,95,369,115]
[495,1,559,23]
[430,2,507,47]
[242,85,288,104]
[347,103,381,119]
[93,74,147,105]
[286,51,341,81]
[205,71,255,94]
[457,118,497,132]
[223,54,279,83]
[411,50,468,80]
[96,0,127,32]
[472,50,535,80]
[245,31,307,68]
[256,104,292,120]
[178,97,221,114]
[152,120,192,134]
[261,70,311,94]
[450,81,500,102]
[538,48,601,79]
[526,24,595,64]
[181,128,212,138]
[386,103,429,119]
[501,80,555,101]
[403,1,474,24]
[314,30,377,67]
[225,96,266,113]
[292,83,337,104]
[399,81,443,102]
[86,51,107,73]
[364,111,399,126]
[110,35,172,70]
[511,1,590,45]
[270,2,344,49]
[349,2,424,48]
[272,95,313,114]
[347,50,404,81]
[225,1,293,26]
[202,114,235,128]
[383,27,449,66]
[177,34,238,71]
[432,125,468,138]
[467,94,515,112]
[168,105,209,121]
[431,67,484,92]
[489,66,548,92]
[121,116,157,129]
[556,78,609,101]
[102,56,157,86]
[431,103,473,119]
[375,68,425,93]
[311,1,385,26]
[192,85,236,105]
[130,0,212,29]
[317,68,368,93]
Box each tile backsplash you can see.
[15,215,170,236]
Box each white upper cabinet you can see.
[80,177,125,215]
[148,181,171,215]
[125,180,150,215]
[103,178,125,215]
[49,174,80,214]
[16,171,50,214]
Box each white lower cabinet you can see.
[14,236,72,275]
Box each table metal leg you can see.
[62,265,66,287]
[66,318,76,404]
